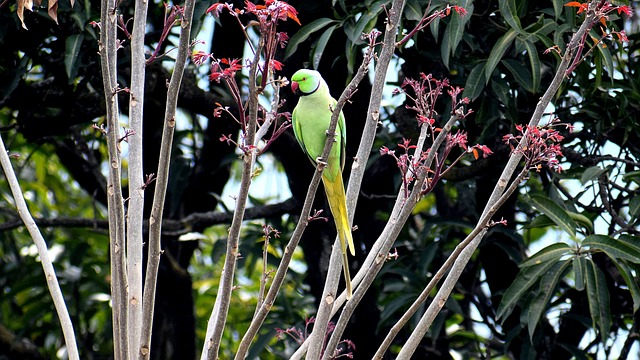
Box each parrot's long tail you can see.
[322,175,355,299]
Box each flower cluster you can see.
[502,120,572,173]
[383,74,490,198]
[562,1,633,74]
[206,0,298,84]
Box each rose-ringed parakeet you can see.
[290,69,355,299]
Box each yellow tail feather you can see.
[322,175,355,299]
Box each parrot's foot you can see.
[315,157,327,166]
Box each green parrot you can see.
[290,69,355,299]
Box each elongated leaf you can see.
[612,259,640,312]
[462,62,486,101]
[573,255,586,291]
[441,0,472,68]
[629,196,640,219]
[403,0,423,21]
[581,165,607,184]
[502,59,533,92]
[65,33,84,82]
[527,194,577,238]
[583,234,640,263]
[524,214,556,229]
[567,211,594,235]
[311,24,338,69]
[485,28,517,83]
[348,0,387,44]
[284,18,338,59]
[499,0,523,34]
[497,260,558,322]
[523,40,540,92]
[520,242,571,268]
[585,259,611,342]
[617,235,640,261]
[552,0,563,19]
[527,259,572,339]
[595,34,615,84]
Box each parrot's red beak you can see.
[291,81,300,94]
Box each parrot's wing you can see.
[292,106,315,165]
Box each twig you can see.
[0,138,80,360]
[139,0,197,358]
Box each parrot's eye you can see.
[302,77,307,81]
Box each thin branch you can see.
[201,25,264,360]
[320,108,461,360]
[0,198,298,234]
[139,0,196,358]
[233,27,380,360]
[99,0,129,357]
[304,2,406,359]
[375,167,528,358]
[0,138,80,360]
[394,1,604,357]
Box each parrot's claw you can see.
[315,157,327,165]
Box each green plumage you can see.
[291,69,355,299]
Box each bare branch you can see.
[0,137,80,360]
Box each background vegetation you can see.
[0,0,638,359]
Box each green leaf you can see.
[583,234,640,264]
[484,28,517,83]
[462,62,486,101]
[629,196,640,219]
[612,259,640,312]
[441,0,472,68]
[524,214,557,229]
[527,259,572,339]
[595,36,615,84]
[573,255,586,291]
[502,59,533,92]
[552,0,563,19]
[523,40,541,92]
[520,242,572,268]
[348,0,388,44]
[311,24,338,69]
[585,259,611,342]
[284,18,338,60]
[65,34,84,82]
[498,0,523,34]
[496,260,558,322]
[403,0,423,21]
[567,211,594,235]
[527,194,578,238]
[581,165,607,184]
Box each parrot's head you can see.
[291,69,321,96]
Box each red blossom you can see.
[565,1,588,14]
[617,5,632,17]
[206,2,234,16]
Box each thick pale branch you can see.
[0,137,80,360]
[99,0,128,357]
[140,0,197,358]
[126,0,150,356]
[201,28,264,360]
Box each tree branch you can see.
[0,135,80,360]
[140,0,196,358]
[99,0,128,357]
